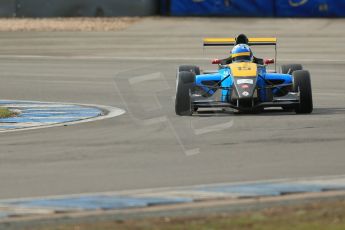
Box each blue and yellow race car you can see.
[175,34,313,115]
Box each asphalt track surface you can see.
[0,18,344,200]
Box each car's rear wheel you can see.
[281,64,303,74]
[281,64,303,111]
[179,65,207,99]
[178,65,201,75]
[175,71,195,116]
[293,70,313,114]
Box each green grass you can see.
[32,199,345,230]
[0,107,16,118]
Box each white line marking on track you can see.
[193,120,234,135]
[2,104,76,108]
[128,72,162,85]
[0,100,125,133]
[2,174,345,203]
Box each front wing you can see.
[192,92,299,110]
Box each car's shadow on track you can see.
[193,107,345,117]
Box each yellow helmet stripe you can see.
[231,52,251,58]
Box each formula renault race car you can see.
[175,34,313,115]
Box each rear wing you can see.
[203,37,277,46]
[203,37,278,71]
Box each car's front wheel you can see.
[175,71,195,116]
[293,70,313,114]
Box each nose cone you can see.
[233,77,257,99]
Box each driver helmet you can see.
[231,44,253,62]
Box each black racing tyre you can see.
[281,64,303,74]
[293,70,313,114]
[175,71,195,116]
[178,65,201,75]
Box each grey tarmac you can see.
[0,17,344,199]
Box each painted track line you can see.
[1,175,345,221]
[0,100,125,133]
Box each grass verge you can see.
[31,199,345,230]
[0,107,16,118]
